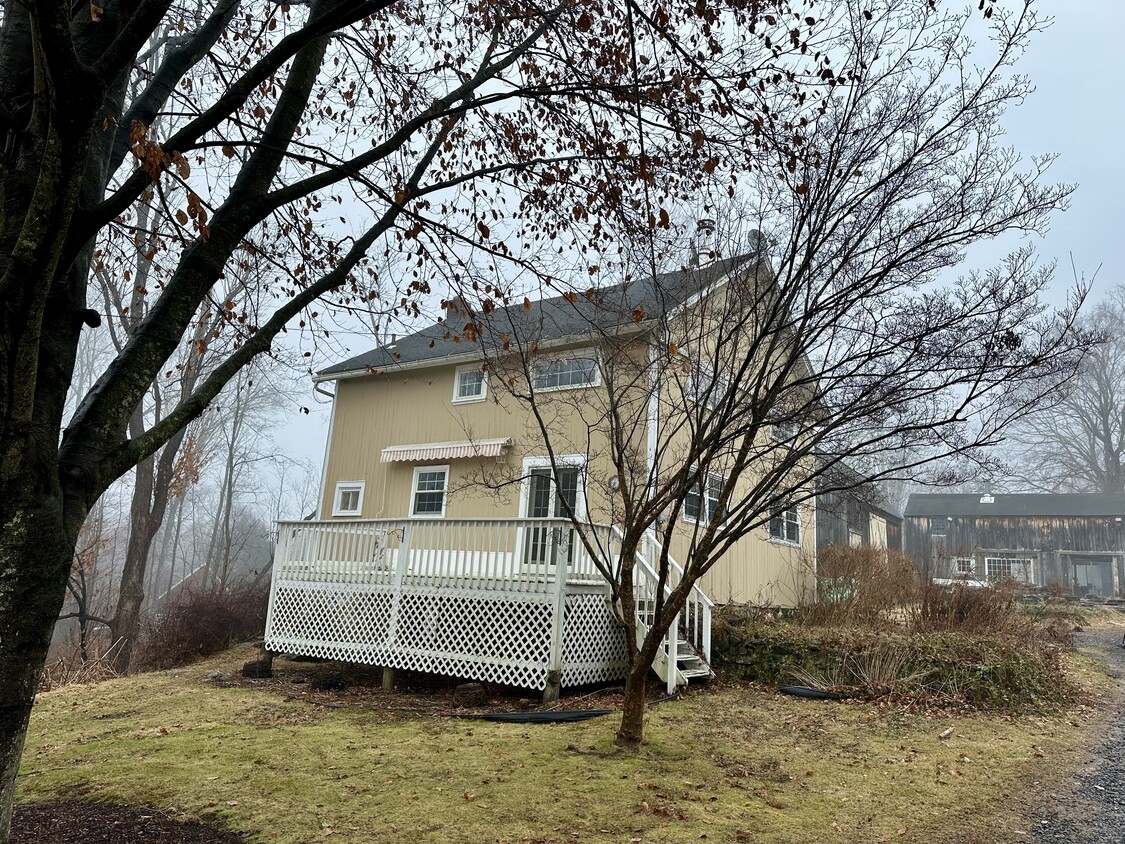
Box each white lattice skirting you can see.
[266,580,627,690]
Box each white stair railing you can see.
[612,527,714,693]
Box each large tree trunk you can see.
[0,488,87,839]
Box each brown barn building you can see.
[904,493,1125,598]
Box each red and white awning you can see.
[379,438,513,463]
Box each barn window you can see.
[985,557,1034,583]
[954,557,975,576]
[929,517,949,536]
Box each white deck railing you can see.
[267,517,711,694]
[274,517,611,592]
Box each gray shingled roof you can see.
[905,493,1125,518]
[318,255,753,378]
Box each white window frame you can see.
[410,465,449,519]
[682,471,727,525]
[770,421,798,442]
[332,481,365,517]
[954,556,976,576]
[530,351,601,392]
[769,503,802,546]
[984,556,1034,583]
[452,364,488,404]
[688,361,730,410]
[518,455,588,520]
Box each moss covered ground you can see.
[17,647,1112,844]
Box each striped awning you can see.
[379,438,513,463]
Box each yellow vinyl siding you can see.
[321,360,619,522]
[318,265,815,608]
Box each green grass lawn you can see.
[17,648,1105,844]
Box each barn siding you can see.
[904,513,1125,596]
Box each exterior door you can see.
[524,466,581,568]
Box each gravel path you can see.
[1031,627,1125,844]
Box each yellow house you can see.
[265,254,817,697]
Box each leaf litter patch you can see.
[11,801,244,844]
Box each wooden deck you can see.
[264,518,712,694]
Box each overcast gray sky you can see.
[273,1,1125,498]
[994,1,1124,298]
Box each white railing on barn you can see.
[264,517,711,694]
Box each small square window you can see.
[411,466,448,518]
[689,364,729,410]
[332,481,365,517]
[769,504,801,544]
[954,557,975,575]
[453,365,487,403]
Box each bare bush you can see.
[801,546,917,627]
[134,584,269,672]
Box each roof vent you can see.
[979,494,994,504]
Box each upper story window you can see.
[411,466,449,517]
[684,472,727,523]
[929,517,949,536]
[769,503,801,545]
[688,363,730,410]
[332,481,365,517]
[531,354,599,391]
[453,365,487,403]
[770,420,798,442]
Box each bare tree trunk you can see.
[108,428,188,673]
[617,666,649,746]
[0,491,87,839]
[160,492,186,602]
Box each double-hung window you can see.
[689,363,729,409]
[531,355,599,391]
[453,365,487,403]
[684,473,726,523]
[411,466,448,518]
[769,504,801,544]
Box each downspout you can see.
[646,336,660,501]
[314,381,337,519]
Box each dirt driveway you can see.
[1031,627,1125,843]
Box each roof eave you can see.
[313,321,654,383]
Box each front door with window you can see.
[523,465,581,568]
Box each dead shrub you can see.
[800,545,917,627]
[134,582,269,671]
[38,646,122,692]
[909,580,1053,639]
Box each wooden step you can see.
[679,665,712,680]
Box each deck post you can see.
[543,528,567,703]
[382,667,397,690]
[386,523,412,650]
